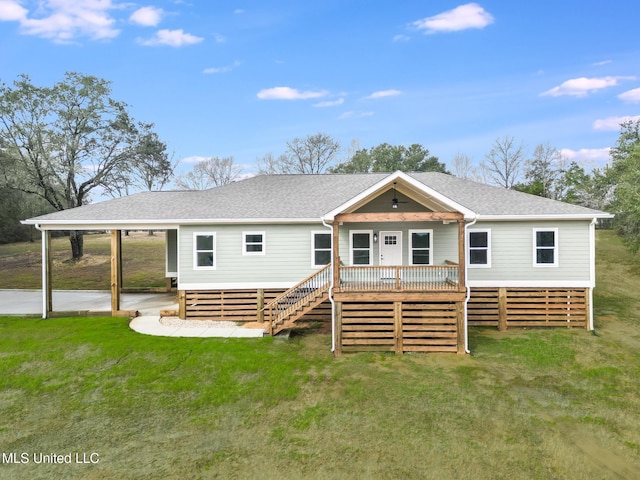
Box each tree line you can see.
[1,72,639,256]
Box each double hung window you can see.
[533,228,558,266]
[194,233,216,269]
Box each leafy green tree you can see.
[0,72,165,259]
[330,143,448,173]
[608,120,640,251]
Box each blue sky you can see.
[1,1,639,181]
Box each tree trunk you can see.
[70,230,84,260]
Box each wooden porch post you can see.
[110,230,122,315]
[257,288,264,323]
[458,220,465,288]
[456,302,465,354]
[334,302,343,356]
[498,287,507,331]
[332,220,340,288]
[42,230,52,318]
[178,290,186,319]
[394,301,403,354]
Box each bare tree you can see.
[286,132,341,173]
[256,152,293,175]
[481,136,526,188]
[175,156,242,190]
[524,142,562,199]
[450,152,476,179]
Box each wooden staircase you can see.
[264,264,332,335]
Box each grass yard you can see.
[0,230,639,479]
[0,231,167,290]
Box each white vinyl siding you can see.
[467,221,591,285]
[179,224,326,288]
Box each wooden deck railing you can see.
[339,265,459,291]
[265,264,332,334]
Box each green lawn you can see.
[0,230,639,479]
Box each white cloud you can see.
[139,29,204,47]
[13,0,121,42]
[413,3,494,34]
[313,98,344,108]
[130,6,163,27]
[256,87,329,100]
[181,156,208,164]
[393,34,410,42]
[593,115,640,131]
[0,0,28,21]
[234,9,244,14]
[366,89,402,99]
[339,111,374,120]
[560,147,610,164]
[203,60,242,74]
[618,88,640,103]
[541,76,634,98]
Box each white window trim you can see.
[242,231,266,256]
[193,232,216,270]
[533,228,558,267]
[349,230,373,266]
[311,231,332,268]
[468,229,491,268]
[408,229,433,266]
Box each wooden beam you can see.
[456,301,465,354]
[498,287,507,331]
[178,290,186,319]
[110,230,122,315]
[257,288,264,323]
[394,301,403,354]
[334,302,343,356]
[334,291,466,303]
[335,211,463,223]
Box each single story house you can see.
[23,171,612,354]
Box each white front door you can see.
[379,231,402,266]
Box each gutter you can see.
[322,218,336,353]
[463,216,478,354]
[33,224,48,319]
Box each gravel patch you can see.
[159,317,238,328]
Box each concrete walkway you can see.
[0,289,265,338]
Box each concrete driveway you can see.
[0,289,177,316]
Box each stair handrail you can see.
[265,264,332,333]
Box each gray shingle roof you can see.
[26,172,609,226]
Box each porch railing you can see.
[339,265,459,291]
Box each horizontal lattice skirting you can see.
[337,301,461,354]
[468,287,588,329]
[181,289,332,323]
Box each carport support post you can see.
[110,230,122,315]
[42,229,52,318]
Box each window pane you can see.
[537,249,554,264]
[196,235,213,250]
[470,250,487,265]
[315,250,331,265]
[353,250,370,265]
[412,250,430,265]
[353,233,370,249]
[412,232,430,249]
[197,252,214,267]
[469,232,488,248]
[245,234,263,244]
[315,233,331,249]
[246,244,263,252]
[536,231,555,247]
